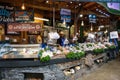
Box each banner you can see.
[60,8,71,22]
[7,23,42,32]
[60,8,71,15]
[0,5,14,22]
[88,14,96,23]
[15,10,34,22]
[61,15,71,22]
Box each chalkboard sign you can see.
[0,5,14,22]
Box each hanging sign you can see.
[110,31,119,39]
[60,9,71,15]
[7,23,42,32]
[15,10,34,22]
[61,15,71,22]
[88,14,96,23]
[60,8,71,22]
[0,5,14,22]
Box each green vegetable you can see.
[93,48,104,54]
[40,55,51,62]
[66,51,85,59]
[86,44,92,47]
[108,45,116,49]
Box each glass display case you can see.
[0,43,40,59]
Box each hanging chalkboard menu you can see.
[0,5,14,22]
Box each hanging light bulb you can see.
[21,3,26,10]
[90,27,93,31]
[80,14,83,17]
[90,23,93,31]
[98,27,100,31]
[81,21,84,26]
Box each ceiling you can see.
[0,0,119,25]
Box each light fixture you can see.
[21,3,26,10]
[98,27,100,31]
[46,0,49,3]
[34,17,49,21]
[70,1,72,3]
[80,14,83,17]
[79,3,81,6]
[81,21,84,26]
[90,27,93,31]
[90,23,93,31]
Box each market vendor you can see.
[57,31,65,46]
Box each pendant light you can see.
[98,27,100,31]
[21,0,26,10]
[81,21,84,26]
[90,23,93,31]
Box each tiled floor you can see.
[78,58,120,80]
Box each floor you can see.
[78,58,120,80]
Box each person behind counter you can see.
[57,31,65,46]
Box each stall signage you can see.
[110,31,119,39]
[60,9,71,15]
[7,23,42,32]
[15,10,34,22]
[0,5,14,22]
[61,15,71,22]
[60,8,71,22]
[88,14,96,23]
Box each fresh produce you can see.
[93,48,104,54]
[66,51,85,59]
[40,55,51,62]
[108,45,116,49]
